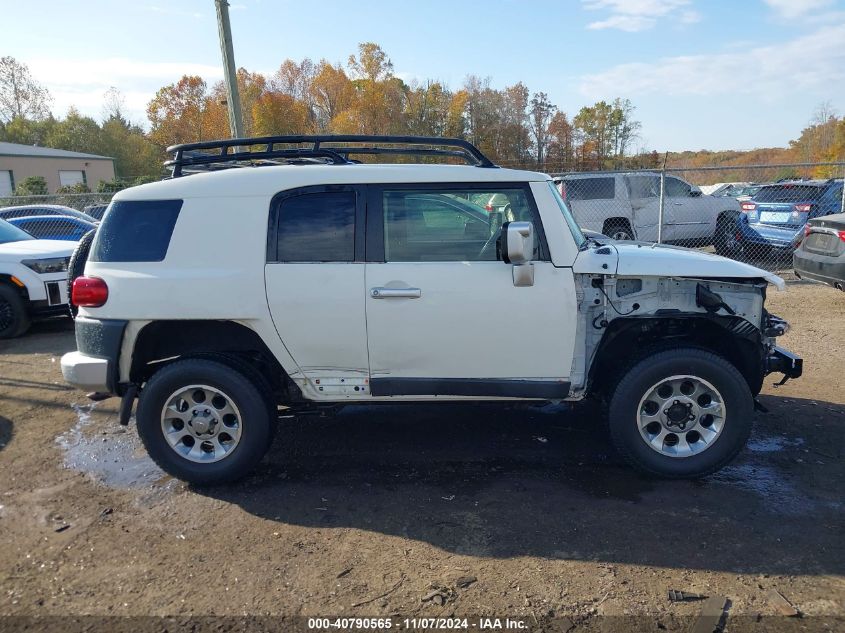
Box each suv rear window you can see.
[563,177,615,200]
[754,185,824,203]
[90,200,182,262]
[275,191,355,262]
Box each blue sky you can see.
[4,0,845,152]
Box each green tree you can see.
[45,107,103,155]
[15,176,48,195]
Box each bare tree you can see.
[529,92,557,168]
[0,56,52,123]
[102,86,127,123]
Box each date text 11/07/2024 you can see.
[307,617,528,630]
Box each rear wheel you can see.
[0,284,30,339]
[714,216,742,257]
[136,358,275,485]
[603,219,635,241]
[608,348,753,478]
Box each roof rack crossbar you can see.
[166,135,496,176]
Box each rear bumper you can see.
[61,352,110,391]
[766,346,803,379]
[61,317,127,393]
[793,249,845,287]
[739,222,802,248]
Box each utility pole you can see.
[214,0,244,139]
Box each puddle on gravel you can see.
[56,402,169,490]
[708,429,815,515]
[747,435,805,453]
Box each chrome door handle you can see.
[673,202,684,206]
[370,287,421,299]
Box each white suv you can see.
[0,219,73,338]
[555,172,741,253]
[60,136,802,484]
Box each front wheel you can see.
[608,348,753,478]
[0,284,31,339]
[136,358,275,485]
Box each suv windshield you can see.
[755,184,824,203]
[547,181,587,249]
[0,219,35,244]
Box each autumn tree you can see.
[147,76,215,148]
[405,81,452,137]
[0,56,52,123]
[546,111,574,168]
[309,60,354,131]
[252,92,312,136]
[347,43,406,134]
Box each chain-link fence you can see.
[3,164,845,277]
[0,192,115,241]
[549,162,845,275]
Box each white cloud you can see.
[579,21,845,102]
[583,0,696,31]
[763,0,834,19]
[25,57,223,126]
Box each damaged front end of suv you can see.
[570,243,802,401]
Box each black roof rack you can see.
[165,135,497,176]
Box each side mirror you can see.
[503,221,534,264]
[690,187,702,197]
[502,221,535,287]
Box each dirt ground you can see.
[0,282,843,632]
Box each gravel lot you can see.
[0,282,843,632]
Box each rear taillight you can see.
[558,182,567,200]
[740,202,756,213]
[71,276,108,307]
[804,224,812,237]
[839,230,845,243]
[794,204,812,213]
[484,203,493,213]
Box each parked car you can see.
[9,215,96,241]
[83,204,109,221]
[705,182,751,197]
[0,204,98,224]
[735,179,844,255]
[61,134,800,485]
[0,218,74,338]
[793,213,845,290]
[732,184,763,202]
[554,173,740,251]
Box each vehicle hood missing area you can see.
[604,242,785,290]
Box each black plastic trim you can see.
[370,378,570,399]
[766,346,803,378]
[75,317,127,393]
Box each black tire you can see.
[67,228,97,319]
[0,284,31,339]
[603,220,635,241]
[608,347,753,479]
[136,358,275,485]
[714,216,742,258]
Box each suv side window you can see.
[380,187,537,262]
[624,175,660,199]
[275,191,356,262]
[564,177,615,200]
[665,177,692,197]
